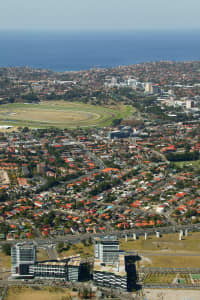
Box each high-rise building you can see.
[145,82,153,94]
[94,236,119,265]
[186,99,195,109]
[93,236,138,291]
[11,242,36,278]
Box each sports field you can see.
[0,101,133,128]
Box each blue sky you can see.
[0,0,200,31]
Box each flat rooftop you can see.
[37,261,67,266]
[94,235,118,242]
[14,242,36,248]
[93,254,126,277]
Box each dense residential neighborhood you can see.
[0,62,200,241]
[0,118,200,240]
[0,62,200,298]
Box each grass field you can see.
[174,160,200,168]
[139,255,200,268]
[59,243,93,259]
[144,273,175,284]
[144,273,192,285]
[37,248,49,261]
[191,274,200,280]
[6,286,76,300]
[120,232,200,268]
[0,252,11,270]
[0,101,133,128]
[120,232,200,253]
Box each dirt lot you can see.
[143,288,200,300]
[6,286,76,300]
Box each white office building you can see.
[29,261,68,279]
[94,236,119,265]
[11,242,36,278]
[29,255,81,281]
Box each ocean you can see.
[0,30,200,71]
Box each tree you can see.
[22,127,29,133]
[112,118,122,127]
[0,190,8,202]
[57,241,64,253]
[2,243,11,256]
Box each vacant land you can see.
[120,232,200,253]
[139,255,200,268]
[37,248,49,261]
[120,232,200,268]
[59,243,93,259]
[0,252,11,270]
[6,286,76,300]
[0,101,133,128]
[143,289,200,300]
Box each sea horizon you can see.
[0,29,200,72]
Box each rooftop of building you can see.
[36,255,81,267]
[13,242,36,248]
[68,259,81,267]
[36,261,67,266]
[93,253,126,277]
[59,254,81,261]
[94,235,118,242]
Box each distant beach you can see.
[0,30,200,71]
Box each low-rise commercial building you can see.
[93,253,127,290]
[29,261,68,279]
